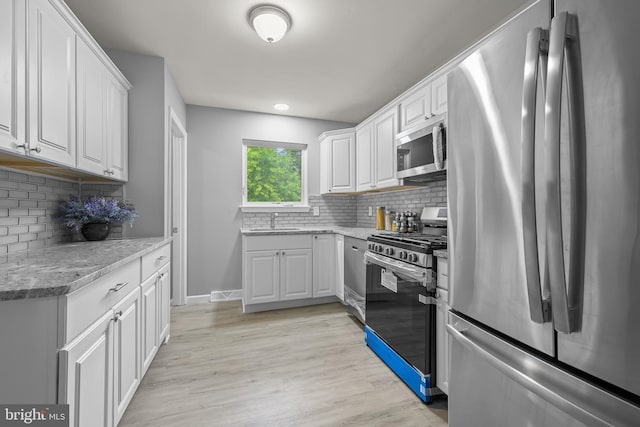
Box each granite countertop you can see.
[434,249,448,259]
[0,237,172,301]
[241,226,376,241]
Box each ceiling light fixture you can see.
[249,5,291,44]
[274,103,289,111]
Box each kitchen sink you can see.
[247,227,301,231]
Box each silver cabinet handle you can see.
[158,272,167,279]
[30,146,41,153]
[521,27,551,324]
[112,310,123,321]
[545,12,586,334]
[15,144,40,153]
[157,255,167,261]
[109,282,128,292]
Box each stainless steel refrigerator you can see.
[448,0,640,425]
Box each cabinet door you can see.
[335,234,345,301]
[431,75,448,116]
[329,132,355,193]
[374,108,400,189]
[113,288,141,425]
[280,249,313,300]
[141,274,158,375]
[107,77,128,181]
[76,40,107,176]
[313,234,336,298]
[245,250,280,304]
[59,311,114,427]
[356,123,374,191]
[0,0,25,154]
[27,0,76,166]
[399,84,431,131]
[158,263,171,343]
[436,288,449,395]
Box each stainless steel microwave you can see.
[395,114,446,182]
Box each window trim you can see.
[240,139,309,212]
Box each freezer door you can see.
[551,0,640,396]
[448,312,640,427]
[448,0,554,355]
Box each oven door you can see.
[365,251,435,376]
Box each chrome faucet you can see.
[270,212,279,229]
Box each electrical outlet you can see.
[313,206,320,216]
[368,206,373,216]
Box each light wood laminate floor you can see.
[120,301,448,427]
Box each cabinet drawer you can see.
[141,244,171,280]
[244,234,312,251]
[64,260,141,344]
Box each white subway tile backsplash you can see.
[241,178,447,230]
[0,168,126,253]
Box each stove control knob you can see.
[399,251,407,259]
[375,245,381,252]
[408,253,418,262]
[385,248,394,256]
[368,243,374,250]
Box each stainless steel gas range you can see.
[364,207,447,403]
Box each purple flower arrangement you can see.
[60,196,137,232]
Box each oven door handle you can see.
[364,251,432,284]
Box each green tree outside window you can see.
[246,146,302,202]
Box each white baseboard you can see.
[185,294,211,305]
[209,289,243,302]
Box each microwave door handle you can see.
[521,27,551,323]
[432,125,443,170]
[545,12,586,334]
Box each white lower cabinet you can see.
[112,288,142,425]
[312,234,336,298]
[435,288,449,395]
[280,249,313,300]
[60,310,114,427]
[141,274,159,374]
[334,234,345,301]
[58,243,171,427]
[243,233,341,310]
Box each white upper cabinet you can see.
[0,0,130,180]
[431,74,448,117]
[373,107,400,189]
[319,129,356,194]
[27,0,76,166]
[356,122,374,192]
[398,74,448,133]
[77,40,129,182]
[0,0,25,155]
[77,39,107,175]
[106,77,129,181]
[399,84,432,131]
[356,107,400,191]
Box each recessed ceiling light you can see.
[249,5,292,44]
[274,103,289,111]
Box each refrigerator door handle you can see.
[545,12,587,334]
[447,323,609,426]
[521,27,551,324]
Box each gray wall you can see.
[106,50,185,238]
[186,105,353,296]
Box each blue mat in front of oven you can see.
[365,325,430,403]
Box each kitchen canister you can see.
[376,206,386,230]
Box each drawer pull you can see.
[157,272,167,280]
[112,310,123,321]
[156,255,167,261]
[109,282,128,292]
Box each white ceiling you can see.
[64,0,530,123]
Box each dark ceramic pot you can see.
[80,223,111,241]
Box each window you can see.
[241,139,308,211]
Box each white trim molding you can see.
[185,294,211,305]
